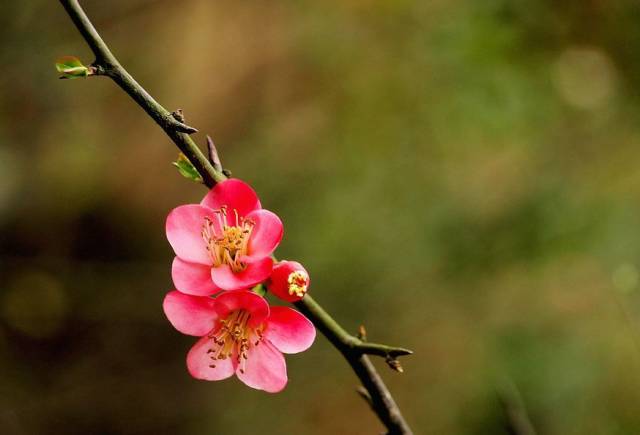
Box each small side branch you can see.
[296,295,412,358]
[351,340,413,358]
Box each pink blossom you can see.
[166,179,283,293]
[267,260,310,302]
[163,289,316,393]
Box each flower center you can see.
[206,310,264,373]
[287,271,309,297]
[201,206,255,273]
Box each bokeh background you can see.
[2,0,640,434]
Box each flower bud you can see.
[268,261,310,302]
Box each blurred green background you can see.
[2,0,640,433]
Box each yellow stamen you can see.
[201,207,255,272]
[206,310,264,370]
[287,271,309,297]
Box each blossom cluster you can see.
[163,179,315,393]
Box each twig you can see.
[58,1,413,433]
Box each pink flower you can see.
[166,179,283,294]
[163,289,316,392]
[267,260,310,302]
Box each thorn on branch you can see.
[173,121,198,134]
[356,386,373,406]
[388,347,413,358]
[351,336,413,359]
[170,109,198,134]
[206,135,223,171]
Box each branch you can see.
[58,1,413,433]
[59,0,223,187]
[295,295,412,358]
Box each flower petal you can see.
[213,290,270,327]
[187,335,237,381]
[236,340,287,393]
[166,205,213,265]
[265,307,316,354]
[245,209,283,259]
[201,179,261,221]
[172,257,220,296]
[211,257,274,291]
[163,291,217,336]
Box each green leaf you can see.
[172,153,203,183]
[55,56,90,79]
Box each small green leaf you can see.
[172,153,203,183]
[55,56,90,79]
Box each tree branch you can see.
[59,0,222,187]
[58,1,413,433]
